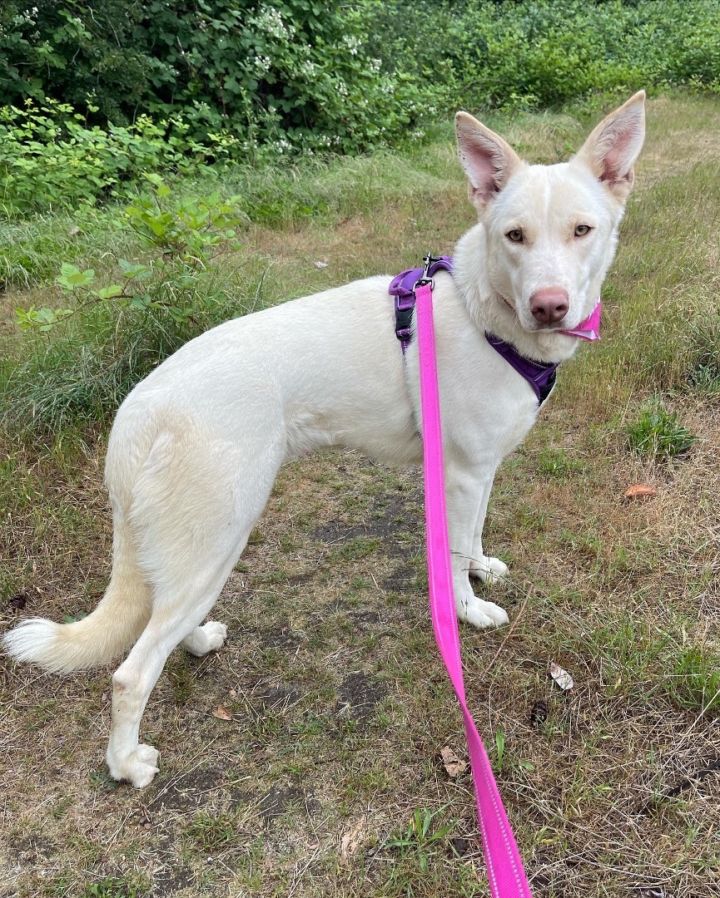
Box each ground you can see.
[1,93,720,898]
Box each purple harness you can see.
[389,255,558,404]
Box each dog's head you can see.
[454,92,645,359]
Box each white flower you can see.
[255,6,294,40]
[344,35,361,56]
[253,55,272,75]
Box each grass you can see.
[1,92,720,898]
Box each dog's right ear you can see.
[455,112,523,210]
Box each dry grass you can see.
[2,94,720,898]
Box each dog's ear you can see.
[455,112,523,210]
[574,90,646,203]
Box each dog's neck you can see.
[453,224,593,365]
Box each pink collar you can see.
[561,300,602,341]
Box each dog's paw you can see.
[469,555,509,584]
[455,590,509,629]
[200,621,228,651]
[183,621,228,656]
[107,743,160,788]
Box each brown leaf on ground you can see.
[212,705,233,720]
[440,745,467,778]
[340,815,368,859]
[624,483,658,500]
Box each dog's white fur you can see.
[3,93,645,787]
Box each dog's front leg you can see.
[445,462,509,629]
[466,469,509,584]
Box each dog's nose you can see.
[530,287,569,326]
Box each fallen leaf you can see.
[549,662,574,691]
[212,705,232,720]
[440,745,467,778]
[624,483,657,500]
[340,815,367,859]
[314,259,329,269]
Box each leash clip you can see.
[414,252,441,291]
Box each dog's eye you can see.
[574,224,592,237]
[506,228,524,243]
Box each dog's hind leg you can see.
[106,556,238,787]
[106,428,284,787]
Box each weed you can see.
[185,811,238,853]
[667,646,720,714]
[493,729,507,772]
[125,175,242,263]
[626,399,696,460]
[536,447,585,478]
[384,807,453,874]
[80,875,148,898]
[330,537,381,562]
[588,616,669,696]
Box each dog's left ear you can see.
[574,90,646,204]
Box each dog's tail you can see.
[3,517,151,674]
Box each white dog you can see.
[3,92,645,787]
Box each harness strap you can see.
[389,255,558,406]
[390,256,453,352]
[486,334,557,404]
[415,279,534,898]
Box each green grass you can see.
[2,92,720,898]
[185,811,239,853]
[79,877,149,898]
[669,646,720,714]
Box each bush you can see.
[0,99,238,216]
[1,181,251,434]
[2,1,720,165]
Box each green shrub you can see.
[2,184,252,435]
[0,99,238,216]
[2,0,720,165]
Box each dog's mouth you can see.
[498,293,563,333]
[498,292,599,337]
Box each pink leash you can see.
[415,279,534,897]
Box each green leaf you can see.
[95,284,124,300]
[56,263,95,290]
[118,259,151,279]
[129,295,153,311]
